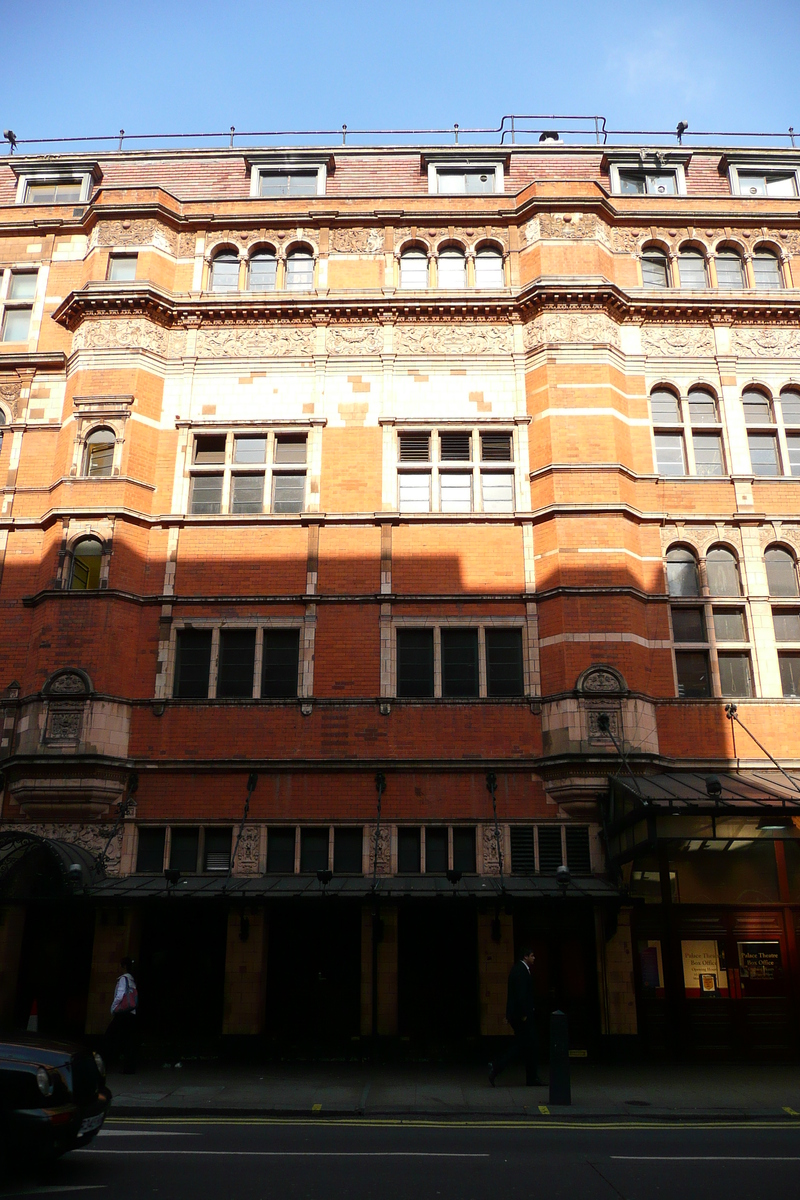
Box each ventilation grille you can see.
[440,432,471,460]
[566,826,591,875]
[480,432,512,461]
[399,432,431,461]
[537,826,564,873]
[510,826,535,874]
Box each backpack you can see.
[117,973,138,1013]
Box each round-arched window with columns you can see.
[83,427,115,477]
[70,538,103,591]
[715,246,745,289]
[437,245,467,289]
[678,247,707,289]
[753,247,783,289]
[666,546,700,597]
[209,250,239,293]
[475,246,504,288]
[285,246,314,291]
[399,246,428,290]
[641,246,670,288]
[765,546,799,597]
[706,546,741,597]
[248,249,277,291]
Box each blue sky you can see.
[2,0,798,149]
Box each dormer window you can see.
[605,154,688,197]
[14,162,99,206]
[436,170,495,194]
[247,157,329,198]
[618,169,677,195]
[425,157,505,196]
[26,180,83,204]
[737,171,797,197]
[258,172,317,198]
[726,160,800,198]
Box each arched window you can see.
[678,249,707,289]
[70,538,102,591]
[248,250,277,291]
[437,247,467,289]
[743,388,780,475]
[399,247,428,290]
[285,248,314,291]
[641,248,669,288]
[83,428,115,477]
[706,547,741,596]
[475,247,504,288]
[715,249,745,289]
[766,547,799,597]
[666,547,700,597]
[687,388,718,424]
[780,390,800,477]
[753,250,782,289]
[209,252,239,293]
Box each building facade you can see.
[1,135,800,1059]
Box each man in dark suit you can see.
[488,946,543,1086]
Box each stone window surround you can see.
[395,238,508,289]
[424,155,506,196]
[741,386,800,478]
[0,266,46,346]
[135,824,233,874]
[389,615,532,700]
[56,526,113,591]
[13,161,99,206]
[180,423,322,517]
[637,237,791,289]
[246,156,330,199]
[605,151,689,198]
[202,240,319,292]
[726,158,800,199]
[68,396,134,478]
[164,617,313,701]
[649,382,729,478]
[391,422,521,514]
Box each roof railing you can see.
[1,115,798,155]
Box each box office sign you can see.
[681,939,729,998]
[738,941,781,982]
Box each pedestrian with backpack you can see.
[105,957,139,1074]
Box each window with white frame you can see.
[209,251,239,293]
[678,248,708,289]
[641,246,671,288]
[399,246,428,290]
[107,254,138,282]
[396,428,515,514]
[16,171,95,205]
[83,428,115,477]
[729,166,799,198]
[0,269,38,342]
[752,248,783,289]
[70,537,104,591]
[248,159,328,198]
[607,157,687,196]
[394,621,526,699]
[618,169,678,195]
[715,247,745,289]
[171,624,303,699]
[437,246,467,289]
[188,430,308,515]
[474,246,504,288]
[667,544,754,699]
[743,388,781,475]
[768,545,800,697]
[248,249,277,290]
[650,386,725,477]
[428,160,504,195]
[285,247,314,291]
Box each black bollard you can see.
[549,1009,571,1105]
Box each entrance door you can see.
[265,901,361,1054]
[137,903,227,1047]
[14,902,95,1039]
[397,900,479,1051]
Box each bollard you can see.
[549,1009,571,1105]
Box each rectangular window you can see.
[737,171,798,197]
[618,170,677,195]
[300,828,329,873]
[267,828,296,873]
[675,650,711,697]
[399,432,431,462]
[565,826,591,875]
[274,435,307,464]
[397,827,421,873]
[333,827,362,874]
[482,472,515,513]
[485,628,524,696]
[716,256,745,288]
[440,432,472,461]
[440,472,472,513]
[190,474,223,514]
[194,435,226,464]
[107,254,138,281]
[136,827,166,873]
[510,826,535,874]
[1,308,32,342]
[231,474,264,514]
[396,629,434,698]
[779,653,800,697]
[217,629,256,698]
[654,433,686,475]
[7,273,37,300]
[713,609,746,642]
[398,473,431,513]
[773,610,800,642]
[437,170,495,194]
[678,255,707,289]
[204,828,232,872]
[272,472,305,513]
[234,436,267,464]
[786,435,800,477]
[441,629,479,697]
[425,827,448,873]
[452,827,476,873]
[25,180,83,204]
[170,827,200,873]
[748,433,780,475]
[718,652,753,697]
[537,826,563,873]
[693,434,725,476]
[259,172,317,197]
[174,629,212,698]
[671,607,706,642]
[261,629,300,698]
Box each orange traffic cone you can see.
[27,999,38,1033]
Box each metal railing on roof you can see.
[1,114,798,155]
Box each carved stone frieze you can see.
[49,672,89,695]
[482,824,502,875]
[19,822,122,874]
[759,523,800,553]
[538,212,599,240]
[331,228,384,254]
[177,231,199,256]
[641,324,715,356]
[233,824,261,875]
[523,311,621,350]
[0,380,21,420]
[89,219,178,254]
[196,325,314,357]
[731,326,800,358]
[73,319,169,355]
[394,324,513,354]
[46,704,83,742]
[326,326,383,354]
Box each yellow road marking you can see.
[538,1105,550,1115]
[312,1104,322,1113]
[106,1116,800,1132]
[782,1107,799,1116]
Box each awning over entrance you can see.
[0,830,99,899]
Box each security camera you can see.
[556,864,571,890]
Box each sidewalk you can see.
[107,1059,800,1120]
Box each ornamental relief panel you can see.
[394,225,508,253]
[331,228,384,254]
[20,823,122,874]
[659,524,743,557]
[326,326,384,354]
[730,326,800,358]
[196,325,314,357]
[523,311,621,350]
[0,380,21,421]
[233,824,260,875]
[177,231,199,256]
[641,324,715,356]
[482,824,502,875]
[72,319,169,355]
[759,523,800,554]
[394,324,513,354]
[367,824,391,875]
[89,219,178,254]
